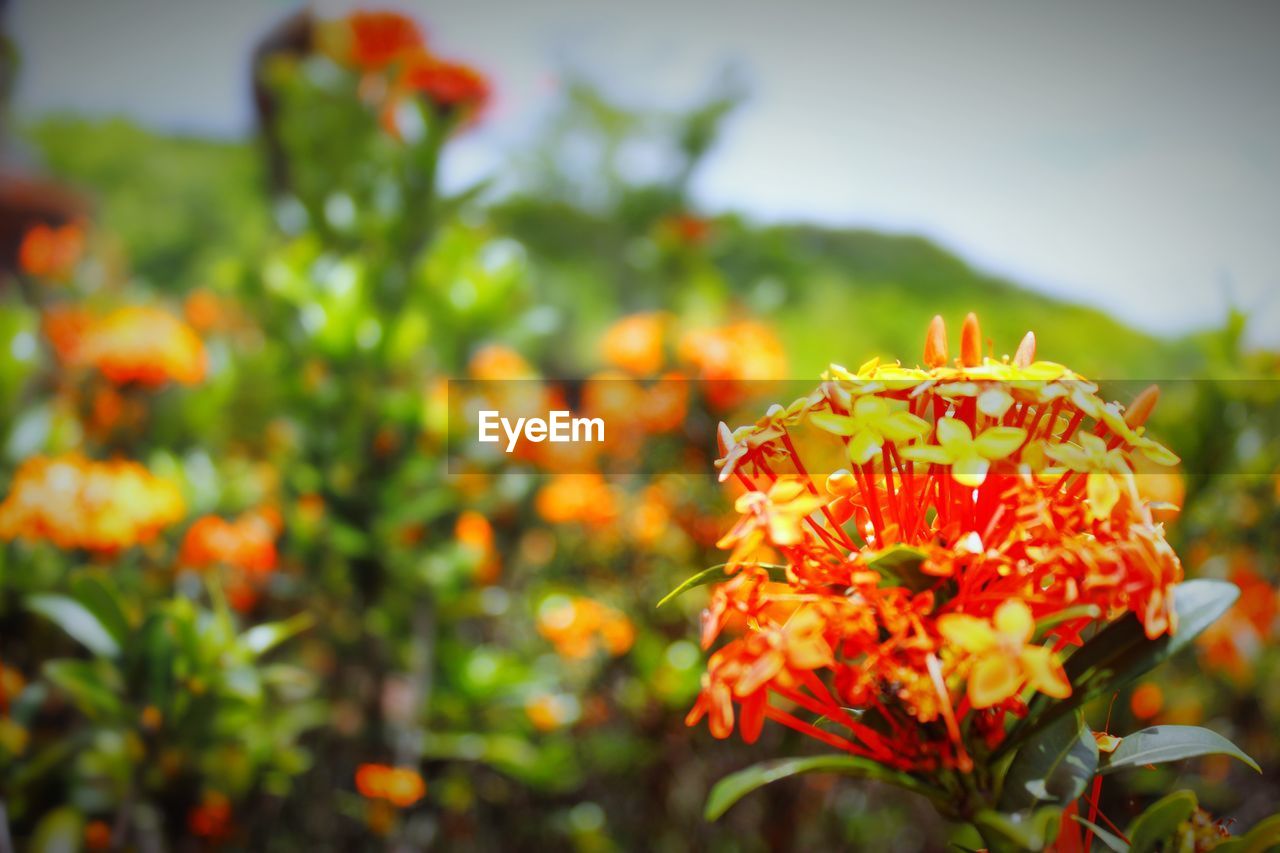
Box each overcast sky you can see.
[9,0,1280,344]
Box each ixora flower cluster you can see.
[685,314,1183,773]
[0,454,184,553]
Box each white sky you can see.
[9,0,1280,344]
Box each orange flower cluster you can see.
[18,221,84,280]
[180,512,279,574]
[537,595,635,660]
[0,454,184,553]
[686,314,1183,771]
[44,305,207,387]
[678,319,787,409]
[355,763,426,808]
[535,474,618,527]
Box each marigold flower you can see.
[44,305,207,387]
[685,313,1184,771]
[0,454,184,553]
[18,221,84,280]
[355,763,425,808]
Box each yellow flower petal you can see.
[938,614,997,653]
[993,599,1034,643]
[968,655,1022,709]
[973,426,1027,460]
[951,454,990,487]
[1020,645,1072,699]
[1086,471,1120,520]
[936,417,973,452]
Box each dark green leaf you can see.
[704,754,945,820]
[1127,790,1197,853]
[1101,725,1259,775]
[1000,712,1098,811]
[657,563,788,608]
[27,594,121,657]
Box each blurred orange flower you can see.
[187,791,233,840]
[678,319,787,409]
[455,510,501,584]
[399,50,490,116]
[341,10,424,71]
[180,511,279,574]
[44,305,207,387]
[355,763,425,808]
[0,454,184,553]
[18,221,84,280]
[535,474,617,527]
[537,595,634,660]
[601,313,667,376]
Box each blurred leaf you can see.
[71,575,132,646]
[704,754,945,820]
[28,806,84,853]
[1000,711,1098,811]
[27,594,121,657]
[1068,816,1126,852]
[657,563,787,608]
[1100,725,1259,775]
[1218,814,1280,853]
[43,659,123,720]
[241,612,315,656]
[1126,790,1197,853]
[972,806,1062,853]
[1005,579,1239,752]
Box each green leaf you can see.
[1236,813,1280,853]
[70,575,132,646]
[27,594,121,657]
[656,563,788,608]
[43,659,124,720]
[28,806,85,853]
[1005,579,1238,752]
[972,806,1063,852]
[1000,712,1099,812]
[704,754,945,820]
[1127,790,1197,853]
[1101,725,1259,775]
[1069,815,1127,852]
[864,545,933,592]
[241,612,316,656]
